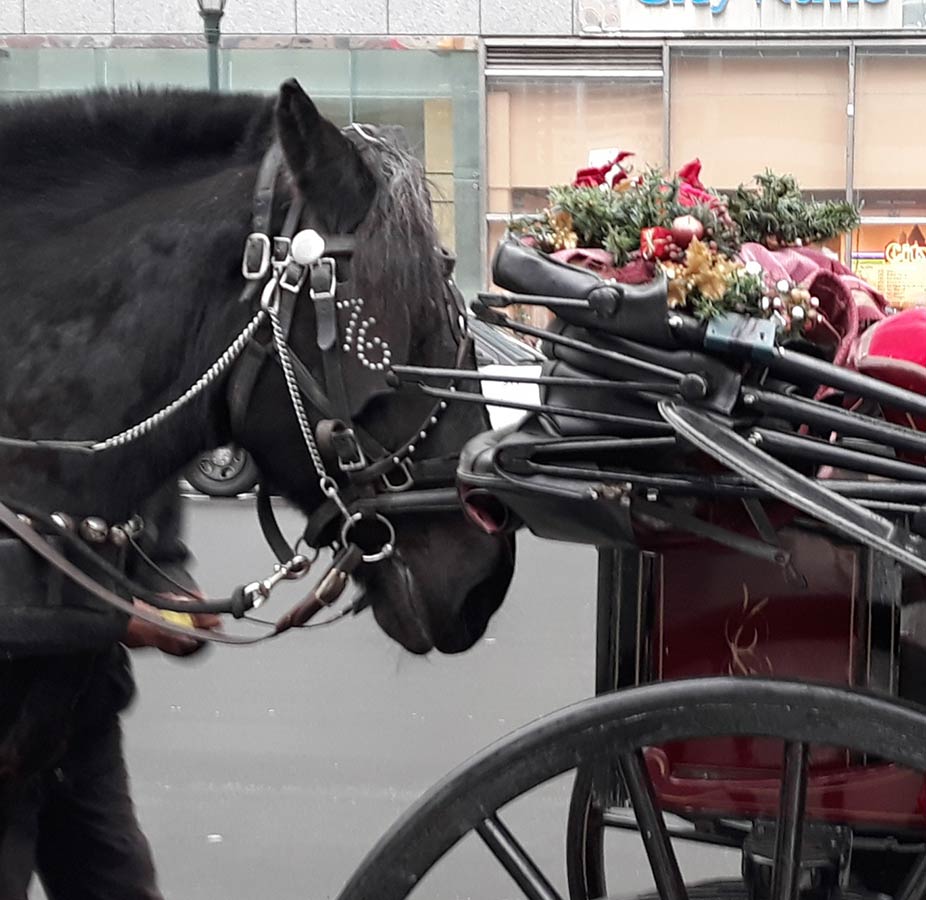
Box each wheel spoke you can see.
[897,851,926,900]
[770,741,810,900]
[476,814,565,900]
[619,750,689,900]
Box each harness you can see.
[0,128,474,650]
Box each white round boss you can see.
[291,229,326,266]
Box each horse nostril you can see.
[460,488,510,535]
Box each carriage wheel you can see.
[335,678,926,900]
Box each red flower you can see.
[678,182,715,208]
[640,226,673,261]
[674,158,726,211]
[573,170,608,188]
[677,158,705,190]
[572,151,634,189]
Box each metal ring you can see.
[285,552,316,579]
[341,512,396,564]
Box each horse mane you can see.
[0,87,273,245]
[348,125,445,333]
[0,87,271,188]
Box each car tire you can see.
[184,445,260,497]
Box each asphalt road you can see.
[29,497,738,900]
[123,498,601,900]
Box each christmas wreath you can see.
[509,154,861,334]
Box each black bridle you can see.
[227,128,473,565]
[0,127,477,645]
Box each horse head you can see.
[0,79,514,656]
[220,81,515,654]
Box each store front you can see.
[0,38,483,297]
[485,1,926,308]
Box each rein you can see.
[0,131,475,646]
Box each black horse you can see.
[0,80,515,769]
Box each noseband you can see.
[227,129,473,568]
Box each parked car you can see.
[182,320,544,497]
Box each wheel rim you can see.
[335,678,926,900]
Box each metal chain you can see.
[266,299,328,483]
[92,310,267,451]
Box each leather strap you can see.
[257,485,298,564]
[0,501,271,645]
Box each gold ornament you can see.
[549,210,578,251]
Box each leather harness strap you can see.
[0,501,268,645]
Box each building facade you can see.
[2,0,925,304]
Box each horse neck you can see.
[0,165,259,521]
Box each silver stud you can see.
[373,337,381,345]
[51,512,74,531]
[109,526,129,548]
[342,344,350,352]
[419,431,427,439]
[407,444,416,455]
[17,514,32,527]
[80,517,109,544]
[439,401,447,410]
[430,416,438,425]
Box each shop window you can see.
[853,51,926,308]
[670,49,849,193]
[0,45,481,301]
[852,223,926,308]
[487,77,664,216]
[486,75,664,292]
[855,51,926,200]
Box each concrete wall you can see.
[0,0,575,36]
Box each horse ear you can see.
[274,79,374,229]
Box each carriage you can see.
[331,232,926,900]
[6,82,926,900]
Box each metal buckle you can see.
[242,233,272,281]
[381,460,414,493]
[279,261,310,295]
[309,258,337,300]
[336,428,368,473]
[272,236,292,265]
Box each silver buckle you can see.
[337,428,368,473]
[309,258,337,300]
[381,460,414,493]
[242,234,272,281]
[272,236,292,265]
[279,262,310,294]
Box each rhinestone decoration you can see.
[338,298,392,372]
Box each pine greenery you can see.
[513,168,860,260]
[726,171,860,246]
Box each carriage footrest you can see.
[743,821,851,900]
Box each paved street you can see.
[124,498,600,900]
[29,496,740,900]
